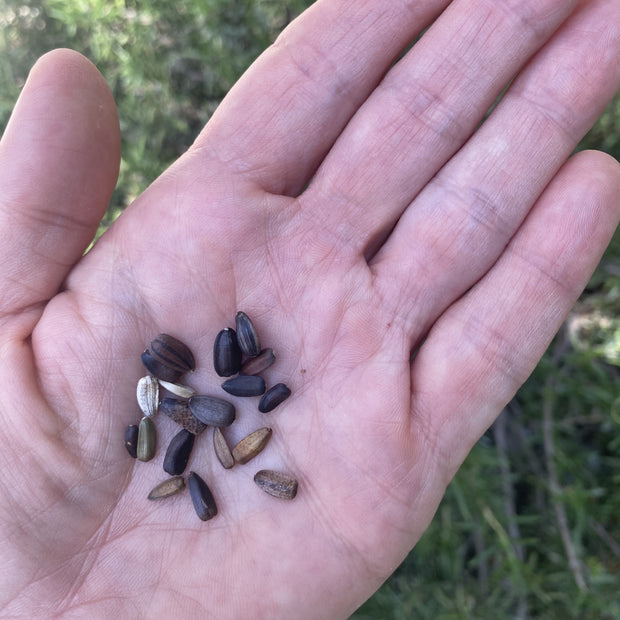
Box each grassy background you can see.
[1,2,619,618]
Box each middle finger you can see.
[300,0,579,256]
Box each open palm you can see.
[2,1,620,617]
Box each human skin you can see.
[1,0,620,617]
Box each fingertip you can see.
[22,48,121,165]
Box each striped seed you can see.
[148,476,185,500]
[232,427,272,465]
[213,427,235,469]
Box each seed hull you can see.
[163,429,195,475]
[141,350,182,383]
[213,328,242,377]
[188,471,218,521]
[137,416,156,462]
[124,424,139,458]
[148,477,185,500]
[235,311,261,357]
[213,428,235,469]
[254,469,298,500]
[189,395,235,427]
[150,333,196,372]
[160,397,207,435]
[240,348,275,375]
[258,383,291,413]
[221,375,266,397]
[232,427,272,464]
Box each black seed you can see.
[141,350,183,383]
[213,328,242,377]
[221,375,266,397]
[188,471,218,521]
[254,470,298,500]
[124,424,139,458]
[163,429,195,475]
[258,383,291,413]
[149,333,196,372]
[235,311,261,357]
[189,395,236,427]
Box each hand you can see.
[1,1,619,617]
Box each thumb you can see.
[0,49,120,321]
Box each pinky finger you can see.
[411,150,620,480]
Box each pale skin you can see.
[1,0,620,617]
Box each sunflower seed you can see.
[213,327,242,377]
[221,375,266,397]
[158,379,196,399]
[232,427,272,464]
[253,470,298,500]
[148,476,185,500]
[149,333,195,373]
[141,349,183,382]
[213,427,235,469]
[124,424,139,458]
[188,471,218,521]
[137,416,156,461]
[235,311,261,357]
[163,429,195,475]
[240,348,275,375]
[137,375,159,417]
[189,395,236,427]
[258,383,291,413]
[160,397,208,435]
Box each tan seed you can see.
[232,427,272,465]
[254,469,298,500]
[137,375,159,417]
[213,427,235,469]
[148,476,185,500]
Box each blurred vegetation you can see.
[1,1,619,618]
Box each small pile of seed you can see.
[124,312,298,521]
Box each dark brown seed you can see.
[213,427,235,469]
[258,383,291,413]
[160,397,208,435]
[148,476,185,500]
[189,395,235,427]
[235,311,261,357]
[188,471,218,521]
[149,333,196,372]
[124,424,139,458]
[163,429,195,475]
[232,427,272,464]
[221,375,266,397]
[137,416,156,462]
[240,348,275,375]
[254,470,298,500]
[141,350,183,383]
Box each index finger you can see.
[192,0,449,196]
